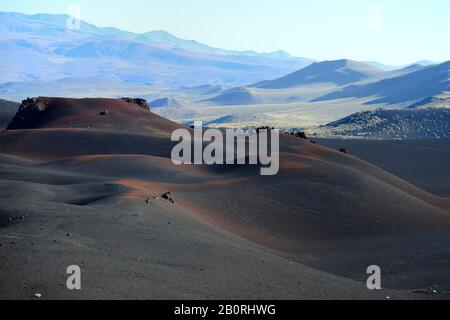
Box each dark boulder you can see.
[99,109,110,116]
[161,192,175,204]
[295,131,308,139]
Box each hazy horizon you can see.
[1,0,449,66]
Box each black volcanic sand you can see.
[316,138,450,197]
[0,97,449,299]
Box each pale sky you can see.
[1,0,449,65]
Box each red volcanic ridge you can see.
[6,97,178,134]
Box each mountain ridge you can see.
[312,61,450,105]
[0,11,314,87]
[254,59,383,89]
[0,11,309,60]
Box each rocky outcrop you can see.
[309,108,450,139]
[6,97,49,130]
[121,97,150,110]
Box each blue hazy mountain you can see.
[201,87,263,105]
[253,59,383,89]
[364,60,437,71]
[0,12,314,87]
[313,61,450,106]
[137,29,292,59]
[149,97,186,108]
[195,58,448,107]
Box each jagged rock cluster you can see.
[20,97,49,112]
[6,97,49,130]
[121,97,150,110]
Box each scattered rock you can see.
[161,192,175,204]
[339,148,347,154]
[99,109,110,116]
[66,232,72,237]
[34,293,42,299]
[413,285,440,295]
[316,108,450,140]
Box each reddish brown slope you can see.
[6,97,182,136]
[1,97,449,254]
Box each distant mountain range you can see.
[201,87,263,105]
[201,59,449,107]
[1,11,447,134]
[313,61,450,106]
[149,97,187,108]
[364,60,436,71]
[0,77,156,101]
[0,11,439,90]
[253,59,383,88]
[0,11,313,87]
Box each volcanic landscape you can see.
[0,97,449,299]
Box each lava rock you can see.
[161,192,175,204]
[121,97,150,110]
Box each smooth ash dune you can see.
[0,97,450,299]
